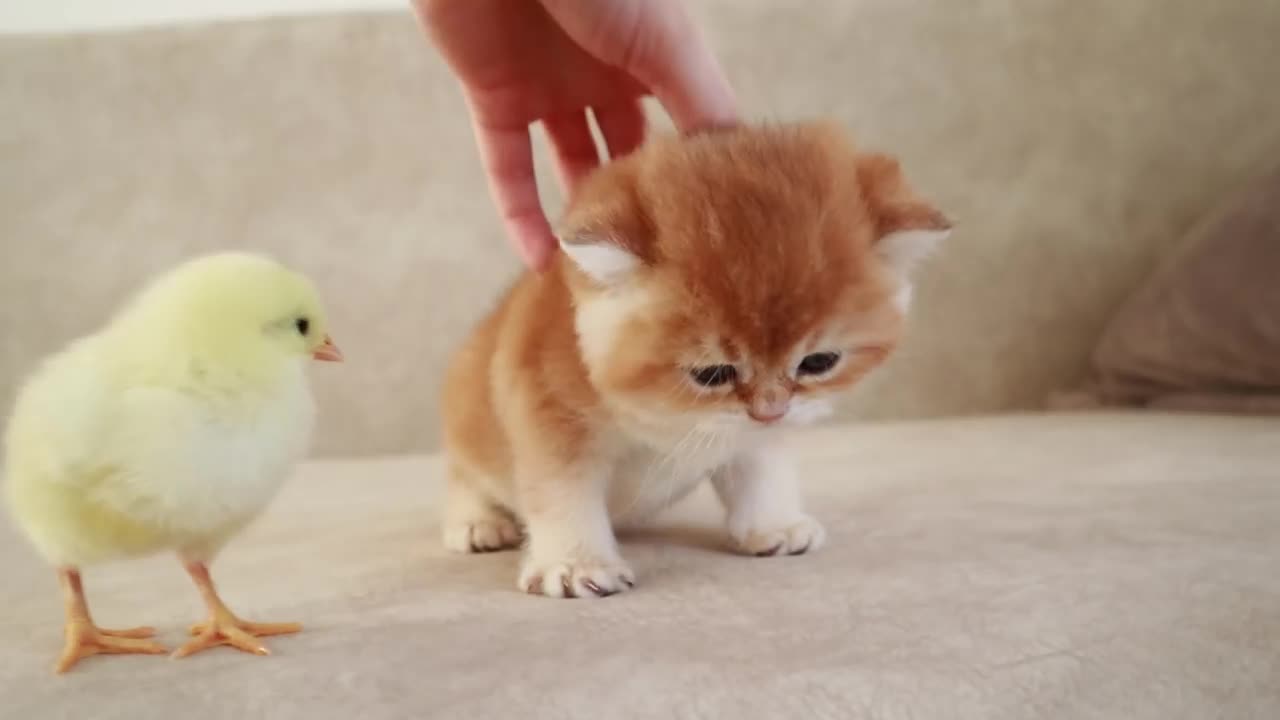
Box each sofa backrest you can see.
[3,2,1279,456]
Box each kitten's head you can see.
[557,122,950,432]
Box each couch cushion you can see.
[3,413,1277,718]
[1081,164,1280,412]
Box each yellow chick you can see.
[3,252,342,673]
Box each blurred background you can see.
[3,1,1279,456]
[1,0,408,32]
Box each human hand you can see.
[415,0,738,270]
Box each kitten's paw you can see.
[443,512,522,554]
[731,515,826,557]
[518,555,636,599]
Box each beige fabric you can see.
[1080,164,1280,412]
[4,3,1280,456]
[2,413,1278,718]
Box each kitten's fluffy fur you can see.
[441,122,950,598]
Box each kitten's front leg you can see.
[441,462,523,553]
[515,462,635,599]
[712,443,826,557]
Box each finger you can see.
[470,114,557,271]
[544,110,601,193]
[593,97,647,161]
[635,38,738,134]
[541,0,738,133]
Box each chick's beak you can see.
[313,334,343,362]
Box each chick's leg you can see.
[54,568,167,673]
[172,561,301,659]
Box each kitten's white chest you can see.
[604,426,739,525]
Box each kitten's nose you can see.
[748,387,791,424]
[747,408,787,424]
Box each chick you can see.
[3,252,342,673]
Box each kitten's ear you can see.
[875,205,952,279]
[558,233,641,285]
[858,153,953,279]
[556,177,648,285]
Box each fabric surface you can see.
[1080,165,1280,413]
[4,2,1280,456]
[2,413,1277,719]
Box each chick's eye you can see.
[295,318,310,336]
[798,351,841,376]
[689,364,737,387]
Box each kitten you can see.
[440,121,951,598]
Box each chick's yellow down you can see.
[4,252,342,673]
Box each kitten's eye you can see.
[689,364,737,387]
[295,318,310,336]
[797,351,841,376]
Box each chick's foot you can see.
[173,559,300,660]
[173,609,301,659]
[52,568,167,673]
[56,620,167,674]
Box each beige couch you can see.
[2,3,1279,717]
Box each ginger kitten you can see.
[440,122,950,598]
